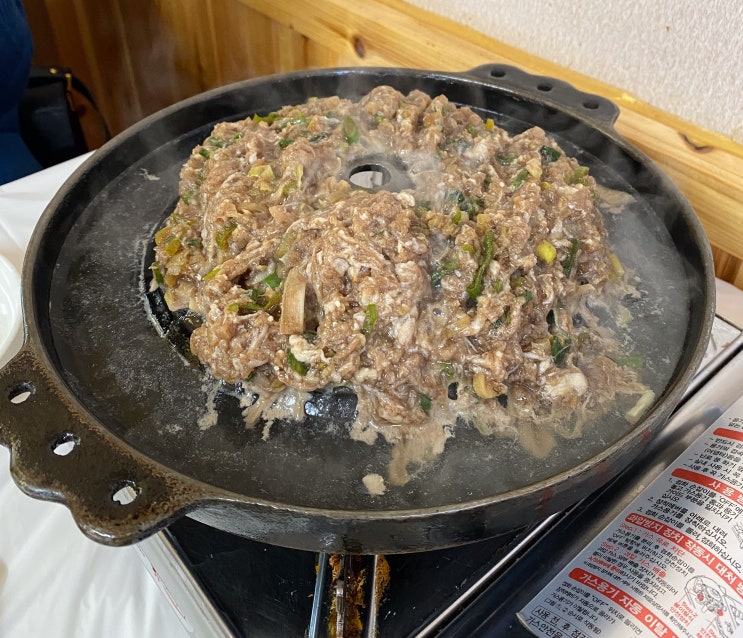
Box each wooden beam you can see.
[235,0,743,266]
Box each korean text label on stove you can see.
[519,395,743,638]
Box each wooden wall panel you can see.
[272,21,308,72]
[22,0,57,64]
[304,39,348,69]
[209,2,273,82]
[713,249,743,290]
[112,0,189,121]
[69,0,132,132]
[152,0,218,96]
[21,0,743,289]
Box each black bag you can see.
[19,65,111,168]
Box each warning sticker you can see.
[519,396,743,638]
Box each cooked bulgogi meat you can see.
[152,86,650,473]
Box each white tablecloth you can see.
[0,156,189,638]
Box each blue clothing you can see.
[0,0,42,184]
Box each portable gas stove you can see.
[2,152,739,638]
[136,281,743,638]
[1,66,723,637]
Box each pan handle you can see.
[0,344,205,545]
[465,64,620,128]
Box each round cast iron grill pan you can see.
[0,65,714,553]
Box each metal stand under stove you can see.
[136,284,743,638]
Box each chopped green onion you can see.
[496,153,515,165]
[510,275,525,289]
[262,291,282,314]
[234,286,280,314]
[226,300,263,314]
[415,202,431,218]
[309,133,328,143]
[279,138,294,149]
[215,220,238,249]
[445,190,483,219]
[361,303,377,336]
[465,123,480,136]
[248,164,275,180]
[156,230,174,246]
[444,189,467,210]
[451,208,462,225]
[445,190,465,207]
[262,272,282,289]
[374,113,384,125]
[439,362,456,382]
[511,168,530,189]
[302,330,318,343]
[208,136,226,148]
[286,349,308,376]
[180,191,193,205]
[164,236,181,256]
[341,116,360,144]
[539,145,561,163]
[461,244,476,255]
[203,267,220,281]
[253,112,279,124]
[462,197,485,219]
[418,392,432,415]
[466,230,496,301]
[492,307,511,330]
[275,228,297,259]
[566,165,590,185]
[563,237,580,277]
[431,259,458,287]
[550,335,572,365]
[151,262,164,285]
[198,148,210,159]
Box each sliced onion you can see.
[473,372,498,399]
[625,389,655,424]
[279,267,307,335]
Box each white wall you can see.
[408,0,743,143]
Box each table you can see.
[0,155,189,638]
